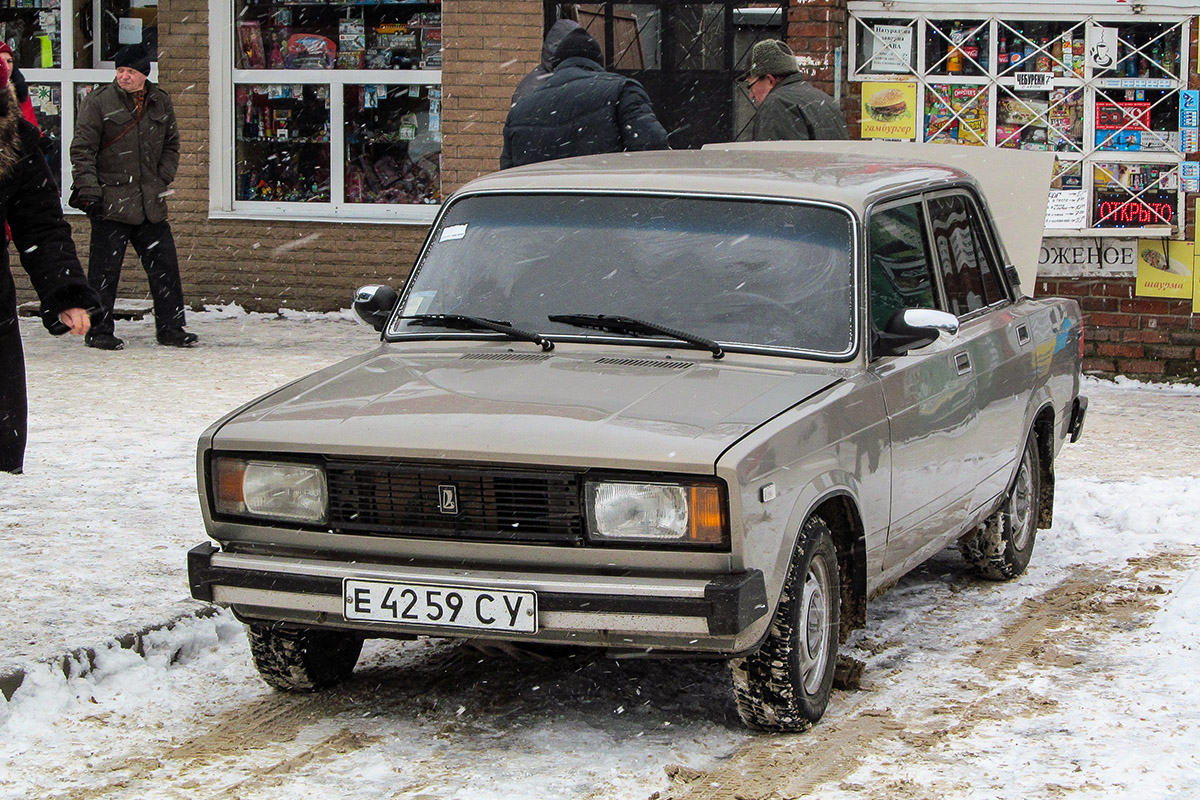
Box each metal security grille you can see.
[326,461,584,544]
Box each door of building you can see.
[548,2,787,148]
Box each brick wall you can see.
[442,1,542,193]
[1038,277,1200,379]
[789,0,853,129]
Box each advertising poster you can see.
[861,81,917,140]
[1135,239,1193,299]
[1195,250,1200,313]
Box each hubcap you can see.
[1009,448,1034,550]
[798,557,832,695]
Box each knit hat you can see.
[743,39,800,80]
[114,43,152,76]
[0,53,8,92]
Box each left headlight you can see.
[212,456,328,525]
[585,480,728,546]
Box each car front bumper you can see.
[188,543,769,653]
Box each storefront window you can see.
[235,83,330,202]
[851,10,1190,235]
[1,0,61,68]
[216,0,442,220]
[26,82,62,178]
[345,83,440,205]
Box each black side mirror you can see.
[874,308,960,358]
[352,285,399,332]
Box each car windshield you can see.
[390,192,857,356]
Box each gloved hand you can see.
[78,194,104,218]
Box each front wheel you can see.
[960,430,1041,581]
[246,624,364,692]
[730,515,840,732]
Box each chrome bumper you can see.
[188,543,767,649]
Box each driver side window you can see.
[868,202,937,332]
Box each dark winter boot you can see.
[157,328,199,347]
[85,332,125,351]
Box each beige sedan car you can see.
[189,145,1086,731]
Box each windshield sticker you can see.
[439,224,468,242]
[402,290,436,316]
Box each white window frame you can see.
[849,3,1192,237]
[209,0,441,225]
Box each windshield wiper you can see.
[400,314,554,351]
[548,314,723,359]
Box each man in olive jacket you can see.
[70,43,197,350]
[741,39,848,142]
[1,59,99,473]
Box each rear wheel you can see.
[246,624,364,692]
[960,431,1041,581]
[730,515,840,732]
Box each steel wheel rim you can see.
[799,556,832,695]
[1010,448,1035,551]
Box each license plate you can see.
[343,578,538,634]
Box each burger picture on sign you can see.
[865,86,908,122]
[861,81,917,140]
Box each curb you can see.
[0,604,222,702]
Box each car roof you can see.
[458,143,1055,294]
[458,148,970,215]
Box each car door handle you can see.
[954,352,972,375]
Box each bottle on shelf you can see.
[1009,30,1025,70]
[997,33,1009,72]
[963,30,980,74]
[947,21,964,74]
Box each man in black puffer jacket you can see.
[500,25,668,169]
[0,59,100,473]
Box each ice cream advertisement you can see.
[861,81,917,140]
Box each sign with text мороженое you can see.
[1038,238,1136,277]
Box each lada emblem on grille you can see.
[437,484,460,515]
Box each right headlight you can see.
[585,480,728,546]
[212,455,328,525]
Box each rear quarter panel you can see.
[1020,296,1084,457]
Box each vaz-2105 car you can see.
[189,142,1087,731]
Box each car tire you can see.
[730,515,840,732]
[960,430,1041,581]
[246,624,364,692]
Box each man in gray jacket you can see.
[70,43,196,350]
[741,39,848,142]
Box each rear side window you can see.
[927,193,1006,317]
[868,202,937,331]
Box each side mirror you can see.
[874,308,960,357]
[352,285,399,332]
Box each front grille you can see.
[326,461,583,544]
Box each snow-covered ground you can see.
[1,310,1198,799]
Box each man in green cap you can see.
[741,39,848,141]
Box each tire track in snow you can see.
[661,548,1197,800]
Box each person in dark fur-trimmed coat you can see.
[0,58,99,474]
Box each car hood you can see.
[210,344,844,472]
